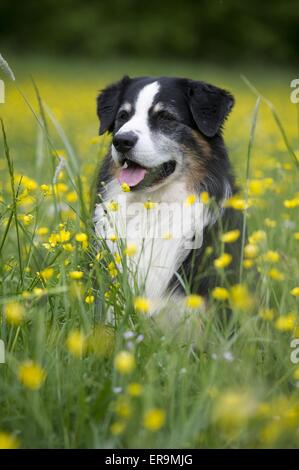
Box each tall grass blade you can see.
[239,97,261,282]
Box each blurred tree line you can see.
[0,0,298,63]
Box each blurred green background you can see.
[1,0,299,64]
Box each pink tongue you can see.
[118,167,147,187]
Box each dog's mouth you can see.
[118,159,177,190]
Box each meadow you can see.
[0,54,299,449]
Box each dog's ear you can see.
[185,80,234,138]
[97,75,131,135]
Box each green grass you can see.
[0,54,299,449]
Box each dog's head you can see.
[97,76,234,191]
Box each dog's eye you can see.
[155,110,176,121]
[117,110,129,121]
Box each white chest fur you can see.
[94,179,211,309]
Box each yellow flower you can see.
[213,391,257,428]
[20,214,33,225]
[224,196,247,211]
[66,191,78,203]
[268,268,285,281]
[0,432,20,449]
[121,182,131,192]
[248,179,265,196]
[58,229,71,243]
[69,270,84,280]
[284,198,299,208]
[66,330,86,357]
[4,302,25,326]
[230,284,252,311]
[114,253,121,264]
[48,233,59,247]
[108,262,118,278]
[293,368,299,380]
[143,409,166,432]
[185,194,197,205]
[221,229,240,243]
[38,267,54,281]
[110,421,125,436]
[290,287,299,297]
[19,175,37,191]
[243,259,254,269]
[37,226,49,236]
[127,382,143,397]
[275,313,297,331]
[144,200,157,209]
[75,232,88,243]
[244,243,259,259]
[185,294,204,309]
[40,184,51,196]
[214,253,232,269]
[249,230,266,244]
[134,296,150,313]
[107,200,119,211]
[85,295,95,304]
[114,351,135,374]
[212,287,229,301]
[33,287,45,297]
[108,234,118,242]
[264,218,276,228]
[263,250,280,263]
[294,232,299,240]
[18,361,46,390]
[63,243,74,252]
[113,397,132,418]
[259,308,275,321]
[200,191,210,204]
[124,243,137,257]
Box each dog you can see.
[94,76,242,315]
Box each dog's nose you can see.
[113,132,138,153]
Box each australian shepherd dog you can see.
[94,76,242,318]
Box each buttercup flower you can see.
[134,296,150,313]
[69,271,84,280]
[212,287,229,301]
[121,182,130,192]
[263,250,280,263]
[290,287,299,297]
[185,294,204,309]
[185,194,197,205]
[127,382,143,397]
[66,330,86,357]
[124,243,137,257]
[85,295,95,304]
[275,313,296,331]
[0,432,20,449]
[4,302,25,326]
[244,244,259,259]
[143,409,166,431]
[221,229,240,243]
[214,253,232,268]
[114,351,135,374]
[18,361,46,390]
[230,284,253,311]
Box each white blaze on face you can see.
[112,81,165,167]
